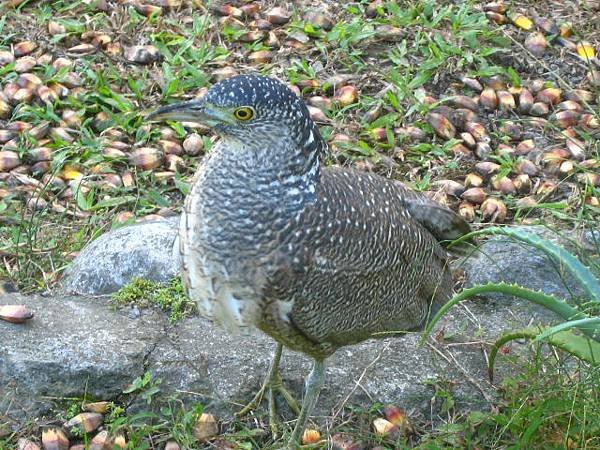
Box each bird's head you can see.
[148,74,325,158]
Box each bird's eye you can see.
[233,106,255,121]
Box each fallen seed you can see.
[497,144,516,157]
[14,56,37,73]
[464,173,484,188]
[427,113,456,140]
[499,121,522,139]
[266,6,291,25]
[0,305,34,323]
[0,150,21,171]
[460,132,476,149]
[461,76,483,92]
[89,430,111,450]
[41,428,69,450]
[515,159,539,176]
[536,88,562,105]
[307,105,328,122]
[559,21,573,37]
[462,187,487,204]
[13,88,34,104]
[483,2,507,13]
[578,173,600,186]
[459,201,476,222]
[552,110,581,128]
[135,3,163,16]
[0,50,15,66]
[479,87,498,110]
[373,418,396,436]
[566,137,586,160]
[247,50,273,64]
[475,142,493,160]
[129,147,164,170]
[486,11,506,24]
[481,198,507,223]
[565,89,593,103]
[464,122,489,143]
[556,100,582,112]
[482,76,506,90]
[67,43,97,55]
[434,179,465,197]
[529,102,549,116]
[533,16,559,34]
[193,413,218,443]
[112,435,126,449]
[183,133,204,156]
[525,32,548,57]
[448,95,478,111]
[64,412,103,434]
[475,161,501,177]
[17,438,41,450]
[124,45,160,64]
[302,429,321,445]
[580,114,599,128]
[14,41,37,57]
[158,139,184,156]
[537,180,557,196]
[514,174,532,193]
[516,139,536,155]
[497,90,516,110]
[304,10,334,30]
[333,85,359,107]
[516,196,537,208]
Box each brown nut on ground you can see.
[427,112,456,140]
[41,428,69,450]
[481,198,507,223]
[128,147,164,170]
[0,305,34,324]
[194,413,218,443]
[461,187,487,204]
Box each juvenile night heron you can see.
[149,74,469,447]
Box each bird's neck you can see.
[207,134,322,208]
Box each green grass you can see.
[111,277,196,323]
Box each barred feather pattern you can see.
[178,75,468,358]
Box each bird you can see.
[148,74,470,448]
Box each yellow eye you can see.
[233,106,255,121]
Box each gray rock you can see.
[3,225,591,429]
[60,217,181,295]
[0,288,541,428]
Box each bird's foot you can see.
[235,371,301,438]
[235,344,300,439]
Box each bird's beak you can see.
[146,100,229,126]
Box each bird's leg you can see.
[235,343,301,437]
[287,358,326,448]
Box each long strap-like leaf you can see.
[488,327,600,382]
[448,227,600,303]
[422,283,593,341]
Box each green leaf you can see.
[422,283,590,342]
[488,327,600,380]
[74,185,95,211]
[448,227,600,303]
[533,318,600,342]
[89,195,136,211]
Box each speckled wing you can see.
[262,167,465,356]
[392,181,471,241]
